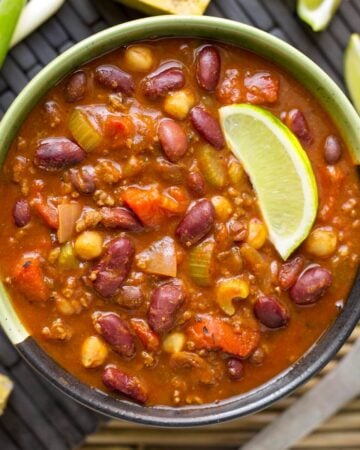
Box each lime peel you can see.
[297,0,341,32]
[219,104,318,260]
[345,33,360,116]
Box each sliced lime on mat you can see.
[345,33,360,115]
[219,104,318,260]
[297,0,341,32]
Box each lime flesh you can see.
[297,0,341,31]
[219,104,318,260]
[345,34,360,115]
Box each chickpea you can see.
[163,89,195,120]
[163,332,186,353]
[123,45,154,72]
[305,227,338,257]
[81,336,108,369]
[211,195,233,222]
[247,218,268,249]
[74,231,103,260]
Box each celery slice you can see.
[188,239,214,287]
[69,109,102,152]
[197,145,227,188]
[0,0,25,68]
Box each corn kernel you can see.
[163,89,195,120]
[228,160,244,185]
[305,227,338,257]
[81,336,108,369]
[211,195,233,222]
[247,218,267,249]
[163,332,185,353]
[123,45,154,72]
[216,277,249,316]
[74,231,103,260]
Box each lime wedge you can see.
[219,104,318,260]
[345,34,360,115]
[297,0,341,31]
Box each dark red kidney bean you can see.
[158,119,188,163]
[254,296,290,329]
[285,109,313,146]
[196,45,221,91]
[13,199,31,227]
[102,366,147,403]
[176,199,215,246]
[95,65,134,95]
[101,207,143,231]
[69,165,96,194]
[116,285,143,309]
[278,256,305,291]
[94,312,135,358]
[64,71,87,103]
[91,237,134,298]
[143,67,185,99]
[190,106,225,149]
[227,358,244,380]
[148,283,186,333]
[34,138,85,171]
[324,135,342,164]
[290,266,332,305]
[187,171,205,196]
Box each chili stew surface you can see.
[0,38,359,406]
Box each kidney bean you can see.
[116,285,143,309]
[90,237,134,297]
[143,67,185,99]
[324,135,342,164]
[290,266,332,305]
[13,199,31,227]
[278,256,305,291]
[102,366,147,403]
[196,45,221,91]
[101,207,143,231]
[285,109,313,146]
[148,282,186,333]
[176,199,215,246]
[254,296,290,329]
[227,358,244,380]
[158,119,188,163]
[93,312,135,358]
[64,71,87,102]
[34,138,85,171]
[95,65,134,95]
[190,106,225,149]
[69,165,96,194]
[187,171,205,196]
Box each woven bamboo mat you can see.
[0,1,359,449]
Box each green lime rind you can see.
[345,34,360,117]
[297,0,341,32]
[219,104,318,261]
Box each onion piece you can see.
[57,203,82,244]
[136,236,177,277]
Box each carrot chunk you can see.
[187,314,260,359]
[122,186,165,227]
[13,257,49,302]
[244,72,279,104]
[32,196,59,229]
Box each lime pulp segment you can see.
[297,0,341,31]
[219,104,318,260]
[345,34,360,116]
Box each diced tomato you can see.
[13,256,50,302]
[130,318,160,352]
[122,186,165,227]
[104,116,134,148]
[187,314,260,359]
[32,196,59,229]
[160,186,190,215]
[216,69,244,105]
[244,72,279,104]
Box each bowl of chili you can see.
[0,15,359,426]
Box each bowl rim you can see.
[0,15,360,427]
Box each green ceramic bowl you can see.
[0,16,359,426]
